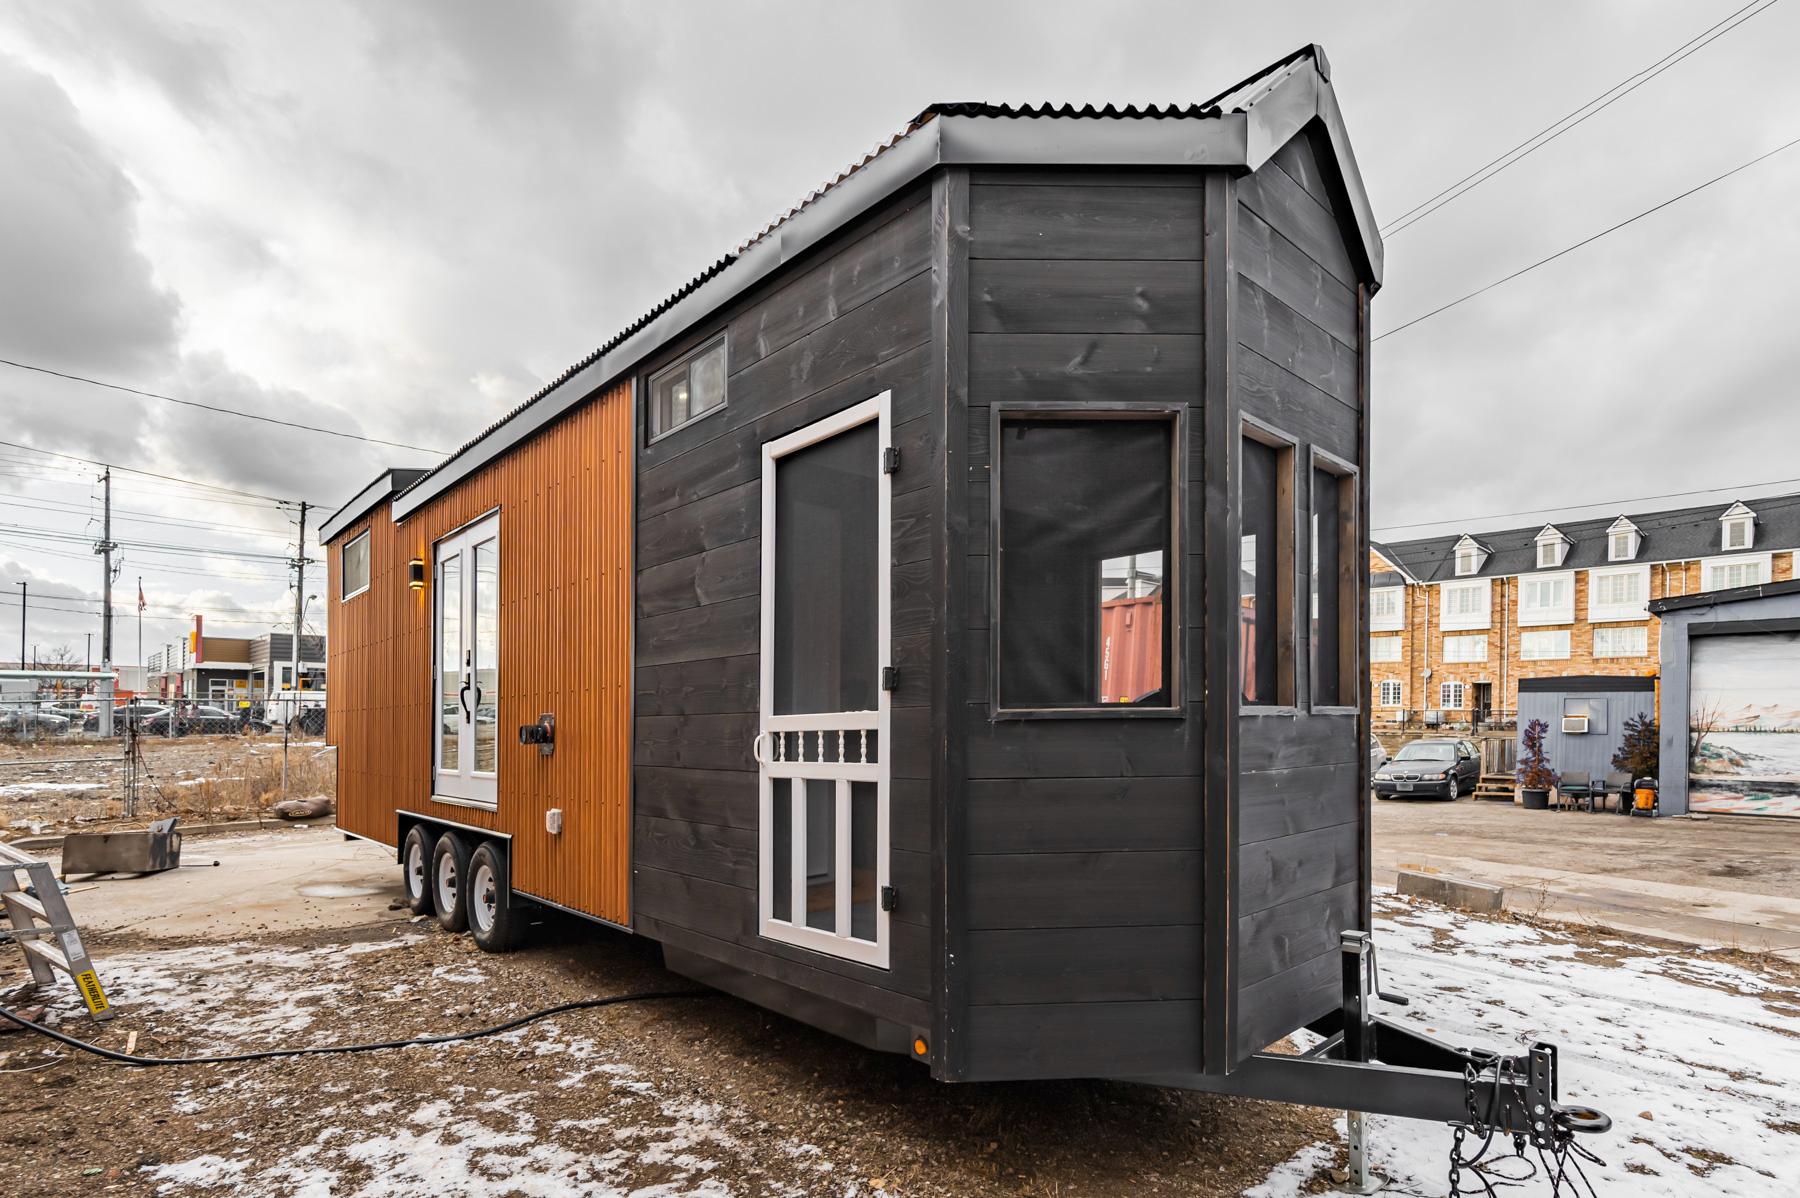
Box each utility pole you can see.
[292,501,308,698]
[15,581,22,670]
[86,631,92,672]
[284,501,309,796]
[98,467,117,737]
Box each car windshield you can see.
[1395,743,1455,762]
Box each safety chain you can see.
[1447,1054,1604,1198]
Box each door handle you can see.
[459,677,472,720]
[750,731,767,765]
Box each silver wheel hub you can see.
[406,842,427,897]
[470,862,498,932]
[436,853,458,910]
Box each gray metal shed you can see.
[1516,676,1655,793]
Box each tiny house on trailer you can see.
[324,46,1609,1153]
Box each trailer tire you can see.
[431,832,471,933]
[401,825,435,916]
[467,841,523,953]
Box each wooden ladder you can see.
[0,840,113,1020]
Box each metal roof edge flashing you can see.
[374,46,1383,522]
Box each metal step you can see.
[1,889,50,921]
[20,937,71,973]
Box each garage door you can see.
[1689,632,1800,817]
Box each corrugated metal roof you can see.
[392,45,1329,505]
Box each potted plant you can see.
[1516,718,1558,810]
[1611,712,1659,813]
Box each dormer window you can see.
[1607,517,1640,561]
[1452,535,1485,577]
[1721,502,1755,552]
[1534,526,1569,569]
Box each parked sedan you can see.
[1369,736,1389,774]
[85,703,169,734]
[0,709,71,736]
[1373,737,1481,800]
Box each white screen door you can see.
[757,392,891,968]
[434,512,500,806]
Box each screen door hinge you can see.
[880,885,898,912]
[882,446,901,474]
[881,665,901,691]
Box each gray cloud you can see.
[0,52,180,376]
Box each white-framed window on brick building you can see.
[1379,679,1403,707]
[1594,626,1649,658]
[1519,571,1574,626]
[1702,553,1770,593]
[1370,586,1404,632]
[1439,681,1466,709]
[1369,635,1402,663]
[1587,564,1649,623]
[1520,629,1571,660]
[1439,579,1491,631]
[1442,634,1487,663]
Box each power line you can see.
[0,357,448,455]
[0,523,300,563]
[1373,133,1800,342]
[1382,0,1782,236]
[0,494,295,541]
[0,439,323,508]
[1373,474,1800,535]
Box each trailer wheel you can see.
[467,841,523,953]
[431,832,471,933]
[401,825,435,916]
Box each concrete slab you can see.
[1375,798,1800,960]
[40,826,402,940]
[1396,869,1503,913]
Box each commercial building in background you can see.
[1368,494,1800,726]
[145,618,325,702]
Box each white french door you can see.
[756,392,891,968]
[433,512,500,807]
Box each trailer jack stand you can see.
[1127,932,1611,1195]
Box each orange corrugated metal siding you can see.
[327,381,634,923]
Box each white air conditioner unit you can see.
[1562,715,1590,734]
[1423,709,1443,726]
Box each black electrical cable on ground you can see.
[0,989,715,1067]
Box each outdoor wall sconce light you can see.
[408,558,425,589]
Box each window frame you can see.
[1587,564,1650,623]
[1517,570,1575,627]
[1239,415,1299,713]
[1438,578,1491,631]
[1701,552,1771,592]
[1369,585,1404,632]
[988,402,1185,720]
[1442,633,1487,663]
[1378,679,1403,708]
[1608,528,1638,561]
[340,529,371,601]
[1369,635,1402,663]
[1439,680,1466,710]
[1307,447,1360,715]
[1520,629,1572,660]
[1593,624,1649,658]
[1721,515,1754,552]
[645,332,729,444]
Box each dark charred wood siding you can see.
[958,169,1207,1081]
[631,189,939,1030]
[1230,130,1369,1063]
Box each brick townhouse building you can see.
[1368,495,1800,723]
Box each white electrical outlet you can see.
[545,808,563,835]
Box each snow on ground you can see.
[1254,892,1800,1197]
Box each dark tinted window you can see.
[1310,466,1346,705]
[998,417,1173,709]
[1241,436,1284,704]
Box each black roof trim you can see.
[1650,577,1800,614]
[1518,675,1657,694]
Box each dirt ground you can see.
[0,734,333,835]
[1,833,1331,1198]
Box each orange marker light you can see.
[912,1037,929,1057]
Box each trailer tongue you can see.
[1131,933,1612,1195]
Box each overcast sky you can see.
[2,0,1798,661]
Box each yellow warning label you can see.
[75,970,109,1014]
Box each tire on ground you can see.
[431,831,472,933]
[401,824,435,916]
[467,840,525,953]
